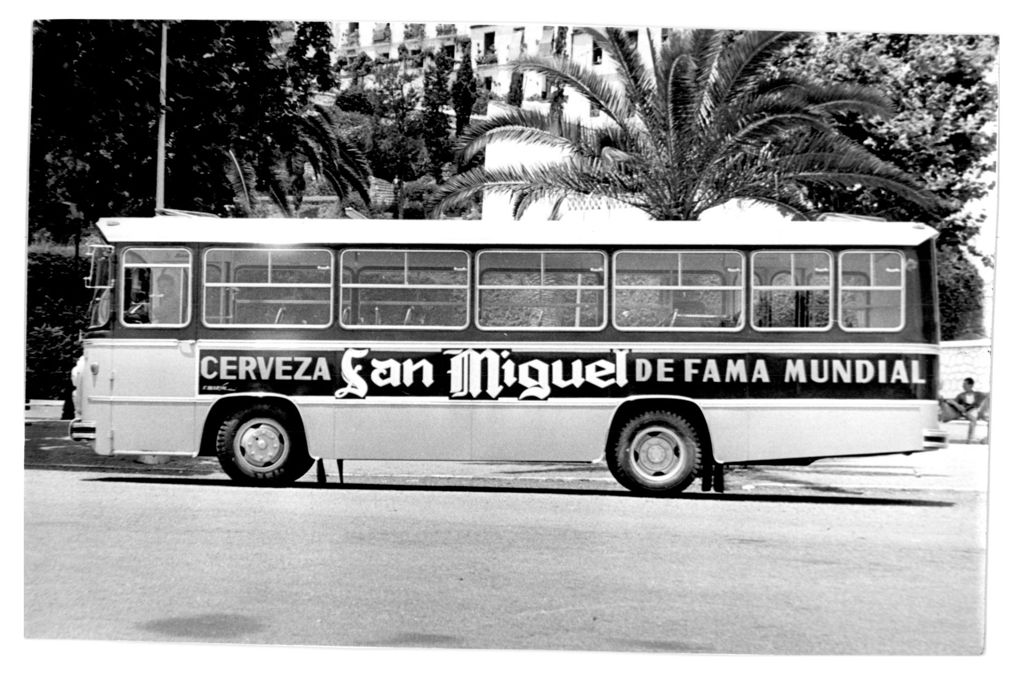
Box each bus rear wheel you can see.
[608,410,703,496]
[215,404,313,486]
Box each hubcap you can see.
[235,418,288,470]
[630,425,691,484]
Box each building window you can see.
[341,249,469,329]
[839,251,905,331]
[203,248,333,328]
[614,251,744,331]
[752,251,833,331]
[592,44,603,65]
[477,250,607,330]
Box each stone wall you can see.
[940,339,993,398]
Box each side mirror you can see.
[84,245,114,289]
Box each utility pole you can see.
[155,21,168,213]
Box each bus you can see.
[69,216,948,495]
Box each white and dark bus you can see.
[69,216,948,495]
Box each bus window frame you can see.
[202,247,334,330]
[475,249,609,332]
[118,247,193,329]
[611,249,746,332]
[339,248,471,331]
[839,249,906,333]
[750,249,834,333]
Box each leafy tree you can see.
[31,20,358,237]
[25,247,90,400]
[936,246,986,339]
[30,20,165,249]
[422,49,455,180]
[452,46,476,136]
[342,52,374,85]
[434,28,940,219]
[776,33,997,252]
[507,70,524,107]
[285,22,338,107]
[367,63,426,181]
[774,33,997,339]
[548,26,569,120]
[163,21,295,215]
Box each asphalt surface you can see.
[23,410,993,657]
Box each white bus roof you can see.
[96,217,939,247]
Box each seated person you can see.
[151,274,183,324]
[940,378,991,443]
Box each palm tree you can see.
[227,104,371,216]
[433,28,941,220]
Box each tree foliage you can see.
[422,49,455,180]
[507,71,524,107]
[30,20,361,241]
[548,26,569,120]
[25,248,89,400]
[452,47,477,136]
[366,64,426,181]
[435,28,941,220]
[775,33,997,339]
[30,20,164,246]
[936,246,986,340]
[776,33,997,253]
[285,21,339,107]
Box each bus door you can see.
[109,246,199,455]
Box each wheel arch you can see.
[604,396,715,464]
[198,394,307,457]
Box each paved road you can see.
[24,421,988,654]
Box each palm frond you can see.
[458,107,588,161]
[589,28,663,139]
[686,29,726,131]
[224,149,256,215]
[512,55,634,130]
[260,161,294,217]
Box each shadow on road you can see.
[85,475,954,507]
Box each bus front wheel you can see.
[215,404,313,486]
[608,410,703,496]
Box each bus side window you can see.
[340,249,470,330]
[752,250,832,331]
[840,251,905,331]
[477,250,606,331]
[613,250,743,331]
[120,248,192,327]
[203,248,332,328]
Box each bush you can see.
[936,245,986,340]
[335,87,375,116]
[26,248,90,400]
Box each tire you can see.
[215,403,313,486]
[607,410,703,496]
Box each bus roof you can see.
[95,217,939,247]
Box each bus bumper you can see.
[69,419,96,443]
[923,428,948,450]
